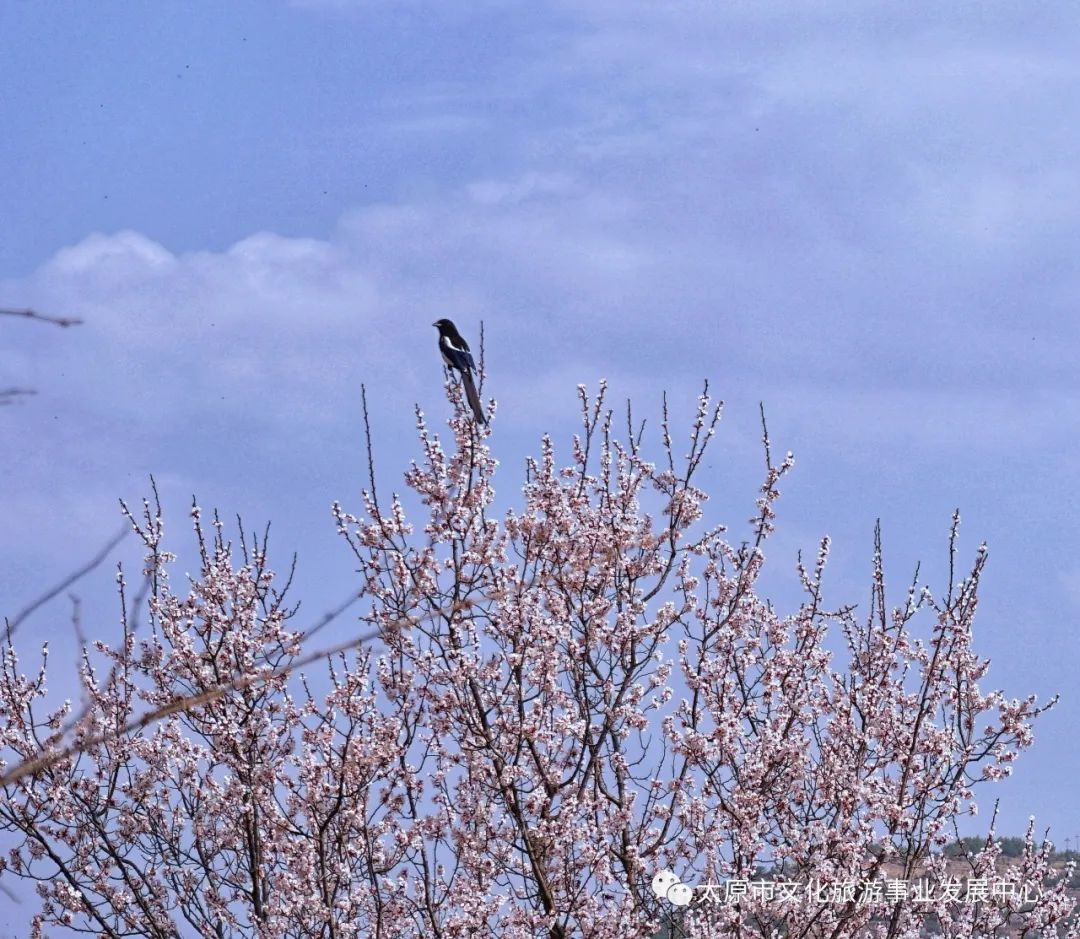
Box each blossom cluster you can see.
[667,877,1043,905]
[0,380,1073,938]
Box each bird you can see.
[432,318,486,425]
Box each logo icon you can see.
[651,869,693,907]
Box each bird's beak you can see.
[431,321,438,327]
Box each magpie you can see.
[432,318,486,424]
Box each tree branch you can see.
[0,388,37,406]
[0,308,83,329]
[4,525,130,639]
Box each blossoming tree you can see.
[0,381,1073,937]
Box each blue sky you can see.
[2,0,1080,904]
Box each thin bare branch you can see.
[0,307,83,328]
[302,589,366,646]
[0,388,37,405]
[4,524,130,639]
[360,383,380,514]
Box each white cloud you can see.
[46,230,177,278]
[1,0,1077,861]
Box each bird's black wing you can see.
[440,334,476,373]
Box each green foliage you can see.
[943,836,986,858]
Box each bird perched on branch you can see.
[432,318,486,425]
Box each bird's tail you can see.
[461,370,486,425]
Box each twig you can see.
[4,525,130,639]
[360,384,380,514]
[302,589,365,645]
[478,320,485,391]
[0,388,37,406]
[0,308,83,329]
[68,593,86,650]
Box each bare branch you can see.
[0,388,37,406]
[360,383,380,514]
[302,588,365,645]
[4,524,129,639]
[0,308,83,329]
